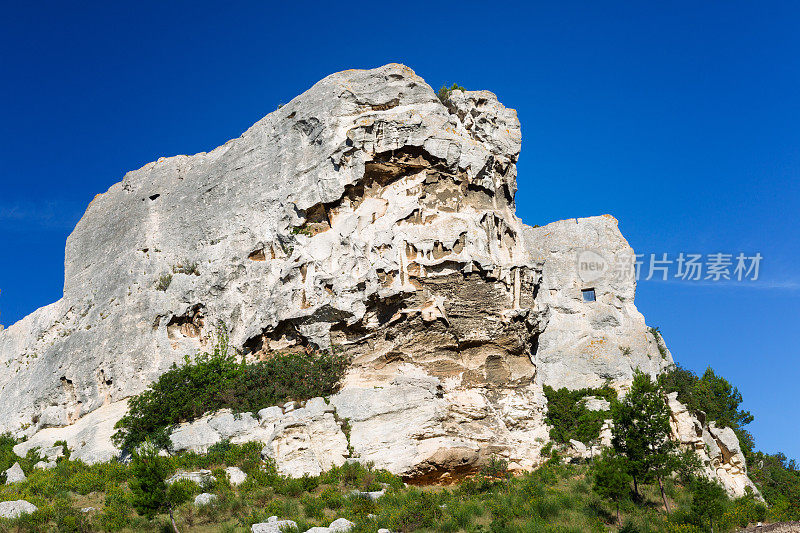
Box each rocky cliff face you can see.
[0,64,752,494]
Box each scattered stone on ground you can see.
[4,462,26,484]
[251,516,298,533]
[0,500,38,519]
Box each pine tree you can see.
[690,476,727,533]
[611,369,676,511]
[130,442,189,532]
[592,449,631,524]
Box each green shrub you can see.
[70,468,106,495]
[437,83,466,104]
[155,273,173,291]
[0,433,42,481]
[113,331,348,451]
[96,484,134,531]
[688,477,727,531]
[382,488,444,532]
[747,451,800,519]
[301,494,324,519]
[649,326,669,359]
[320,485,345,510]
[591,450,631,524]
[51,498,90,533]
[721,491,767,529]
[172,261,199,276]
[481,455,510,480]
[543,384,617,444]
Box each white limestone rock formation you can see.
[12,400,125,465]
[667,392,758,497]
[0,63,752,493]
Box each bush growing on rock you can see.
[436,83,466,103]
[659,364,755,456]
[155,274,173,292]
[480,455,510,480]
[113,331,348,452]
[543,384,617,444]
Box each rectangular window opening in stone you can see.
[582,288,596,302]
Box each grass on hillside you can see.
[0,442,771,533]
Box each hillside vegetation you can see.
[1,338,798,532]
[112,332,348,452]
[0,439,774,533]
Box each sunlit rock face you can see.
[667,393,759,498]
[0,64,746,491]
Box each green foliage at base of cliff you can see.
[659,364,800,516]
[113,332,348,453]
[543,384,617,444]
[747,451,800,520]
[0,435,44,485]
[0,442,779,533]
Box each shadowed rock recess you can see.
[0,64,756,494]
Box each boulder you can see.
[261,411,349,477]
[225,466,247,486]
[170,409,275,454]
[166,470,215,487]
[320,518,355,533]
[252,516,298,533]
[303,518,355,533]
[258,406,284,422]
[0,500,37,519]
[583,396,611,411]
[351,489,386,501]
[169,418,221,453]
[4,462,26,484]
[194,493,217,506]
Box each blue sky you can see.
[1,2,798,459]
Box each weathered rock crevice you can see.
[166,304,206,342]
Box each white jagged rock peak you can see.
[0,64,753,495]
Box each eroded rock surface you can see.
[0,64,752,493]
[12,400,125,465]
[668,392,758,497]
